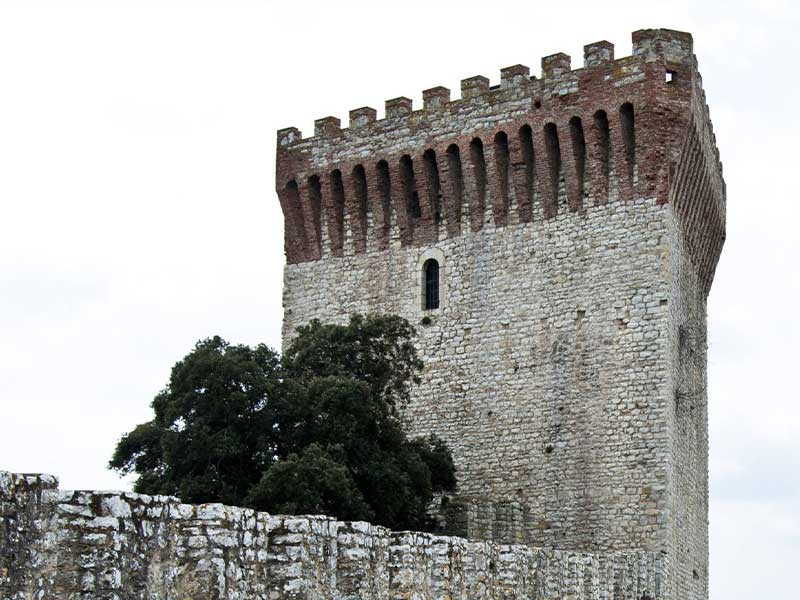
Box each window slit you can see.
[424,259,440,310]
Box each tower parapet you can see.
[276,28,724,292]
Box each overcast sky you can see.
[0,1,797,598]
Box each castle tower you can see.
[276,29,724,600]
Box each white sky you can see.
[0,1,797,598]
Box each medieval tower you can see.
[0,27,725,600]
[277,28,725,600]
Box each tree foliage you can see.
[110,314,455,531]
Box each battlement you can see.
[275,28,724,293]
[277,29,694,148]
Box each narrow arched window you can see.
[424,259,440,310]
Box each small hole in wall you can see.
[666,71,675,83]
[693,569,700,580]
[534,99,542,109]
[487,410,493,417]
[660,299,668,307]
[545,444,554,454]
[421,316,432,326]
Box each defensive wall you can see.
[1,471,666,599]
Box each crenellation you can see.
[584,41,615,67]
[500,64,531,89]
[632,28,693,64]
[385,96,413,119]
[276,33,724,268]
[460,75,491,99]
[278,126,302,147]
[314,116,341,137]
[349,106,377,128]
[276,30,705,154]
[541,52,572,79]
[422,86,451,109]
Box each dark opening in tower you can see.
[352,164,369,249]
[423,149,443,222]
[446,144,464,228]
[469,137,487,226]
[307,174,323,256]
[569,116,586,202]
[620,102,636,182]
[376,160,392,243]
[330,169,346,254]
[543,122,561,214]
[593,110,611,180]
[283,179,307,260]
[494,131,510,218]
[400,155,421,219]
[424,259,440,310]
[518,124,535,220]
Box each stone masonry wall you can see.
[1,471,667,599]
[665,195,710,600]
[283,195,673,558]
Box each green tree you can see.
[109,314,456,531]
[109,336,279,505]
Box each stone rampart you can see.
[1,471,666,599]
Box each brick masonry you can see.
[277,28,725,600]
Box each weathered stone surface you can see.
[0,471,666,599]
[277,28,724,600]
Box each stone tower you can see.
[276,29,724,600]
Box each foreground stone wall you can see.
[1,471,666,599]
